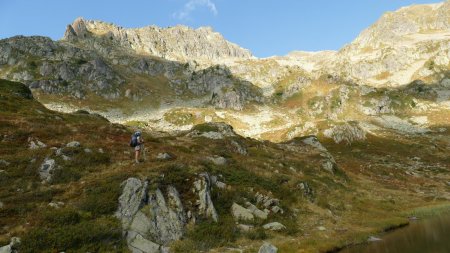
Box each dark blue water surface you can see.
[340,214,450,253]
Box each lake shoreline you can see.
[326,202,450,253]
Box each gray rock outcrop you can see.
[298,181,314,201]
[245,202,268,220]
[0,237,20,253]
[116,178,148,227]
[193,173,219,222]
[116,178,187,253]
[156,153,172,160]
[38,158,57,182]
[255,192,283,214]
[230,140,247,155]
[128,233,160,253]
[368,236,382,242]
[28,138,46,149]
[0,160,10,167]
[207,156,227,165]
[128,187,185,246]
[211,89,245,110]
[66,141,81,148]
[237,223,254,232]
[263,222,286,231]
[231,203,254,221]
[323,122,367,145]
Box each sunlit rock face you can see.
[63,17,253,63]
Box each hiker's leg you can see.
[135,150,140,163]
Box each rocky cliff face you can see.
[63,17,253,63]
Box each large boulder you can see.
[263,222,286,231]
[66,141,81,148]
[38,158,57,182]
[156,153,172,160]
[245,202,268,220]
[231,203,254,221]
[207,156,227,165]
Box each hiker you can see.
[130,131,144,163]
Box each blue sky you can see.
[0,0,443,57]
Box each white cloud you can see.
[173,0,218,20]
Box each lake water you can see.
[339,214,450,253]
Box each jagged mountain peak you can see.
[62,17,253,62]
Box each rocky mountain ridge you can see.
[0,1,449,143]
[63,17,254,63]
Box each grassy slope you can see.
[0,79,449,253]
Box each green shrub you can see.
[76,59,88,65]
[40,208,81,227]
[28,61,38,70]
[164,111,194,126]
[186,217,239,251]
[51,167,81,184]
[69,148,111,168]
[51,148,111,184]
[157,164,194,194]
[19,217,124,252]
[207,164,294,201]
[0,79,33,99]
[125,120,148,128]
[79,180,122,217]
[192,123,219,133]
[171,239,197,253]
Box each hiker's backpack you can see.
[129,133,138,147]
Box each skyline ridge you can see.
[0,0,444,57]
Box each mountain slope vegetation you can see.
[0,79,449,252]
